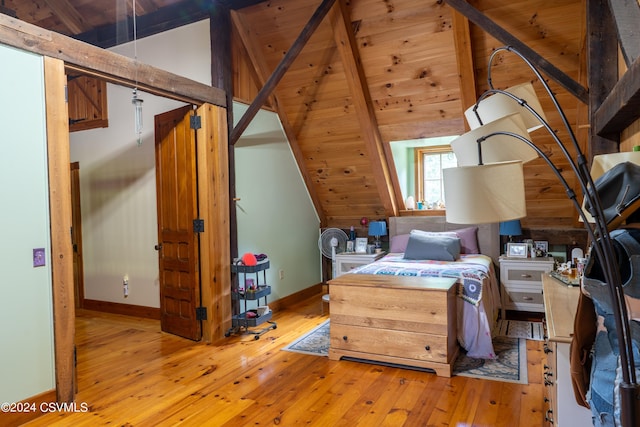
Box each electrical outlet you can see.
[123,275,129,297]
[279,269,285,280]
[33,248,46,267]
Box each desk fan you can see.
[318,228,348,278]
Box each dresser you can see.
[499,256,555,318]
[328,274,458,377]
[334,251,385,277]
[542,273,592,426]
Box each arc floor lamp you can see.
[443,46,639,427]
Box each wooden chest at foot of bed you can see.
[328,274,458,377]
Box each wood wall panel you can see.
[67,74,108,132]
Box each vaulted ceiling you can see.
[4,0,639,231]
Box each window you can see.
[389,135,458,210]
[414,146,457,209]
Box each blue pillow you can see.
[403,230,461,261]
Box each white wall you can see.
[0,44,55,402]
[69,19,209,306]
[71,19,321,307]
[234,104,320,301]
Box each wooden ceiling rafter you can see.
[74,0,211,48]
[43,0,91,35]
[444,0,589,105]
[329,0,399,217]
[230,4,327,225]
[450,10,477,128]
[229,0,337,145]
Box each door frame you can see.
[70,161,85,308]
[42,54,231,403]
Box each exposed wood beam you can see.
[74,0,211,48]
[44,0,91,35]
[444,0,589,105]
[593,54,640,138]
[329,0,399,217]
[606,0,640,67]
[230,0,337,145]
[589,0,620,155]
[0,14,226,107]
[43,56,75,403]
[209,5,239,266]
[451,9,477,127]
[230,8,327,226]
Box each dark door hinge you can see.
[196,306,207,320]
[193,219,204,233]
[190,115,201,130]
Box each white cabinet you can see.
[334,252,385,277]
[499,256,554,317]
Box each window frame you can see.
[413,145,456,210]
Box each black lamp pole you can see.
[473,46,639,427]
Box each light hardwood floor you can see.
[23,294,544,426]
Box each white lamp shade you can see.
[465,82,548,132]
[443,161,526,224]
[451,113,537,166]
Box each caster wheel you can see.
[254,335,260,340]
[224,332,230,337]
[273,325,277,329]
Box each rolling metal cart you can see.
[226,258,276,339]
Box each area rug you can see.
[282,320,527,384]
[282,319,331,356]
[498,320,544,341]
[453,336,528,384]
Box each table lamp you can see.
[368,221,387,249]
[499,219,522,242]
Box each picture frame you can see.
[346,240,355,253]
[507,242,528,258]
[534,240,549,253]
[355,237,368,253]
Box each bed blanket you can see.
[349,253,492,306]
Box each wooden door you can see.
[70,162,85,308]
[155,105,201,341]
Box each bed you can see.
[331,216,501,362]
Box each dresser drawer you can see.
[499,257,554,315]
[503,289,544,312]
[505,268,547,283]
[339,261,364,274]
[330,323,452,363]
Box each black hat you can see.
[585,161,640,230]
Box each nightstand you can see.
[499,256,555,319]
[334,252,385,278]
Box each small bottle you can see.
[349,226,356,241]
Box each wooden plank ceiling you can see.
[5,0,597,230]
[230,0,588,229]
